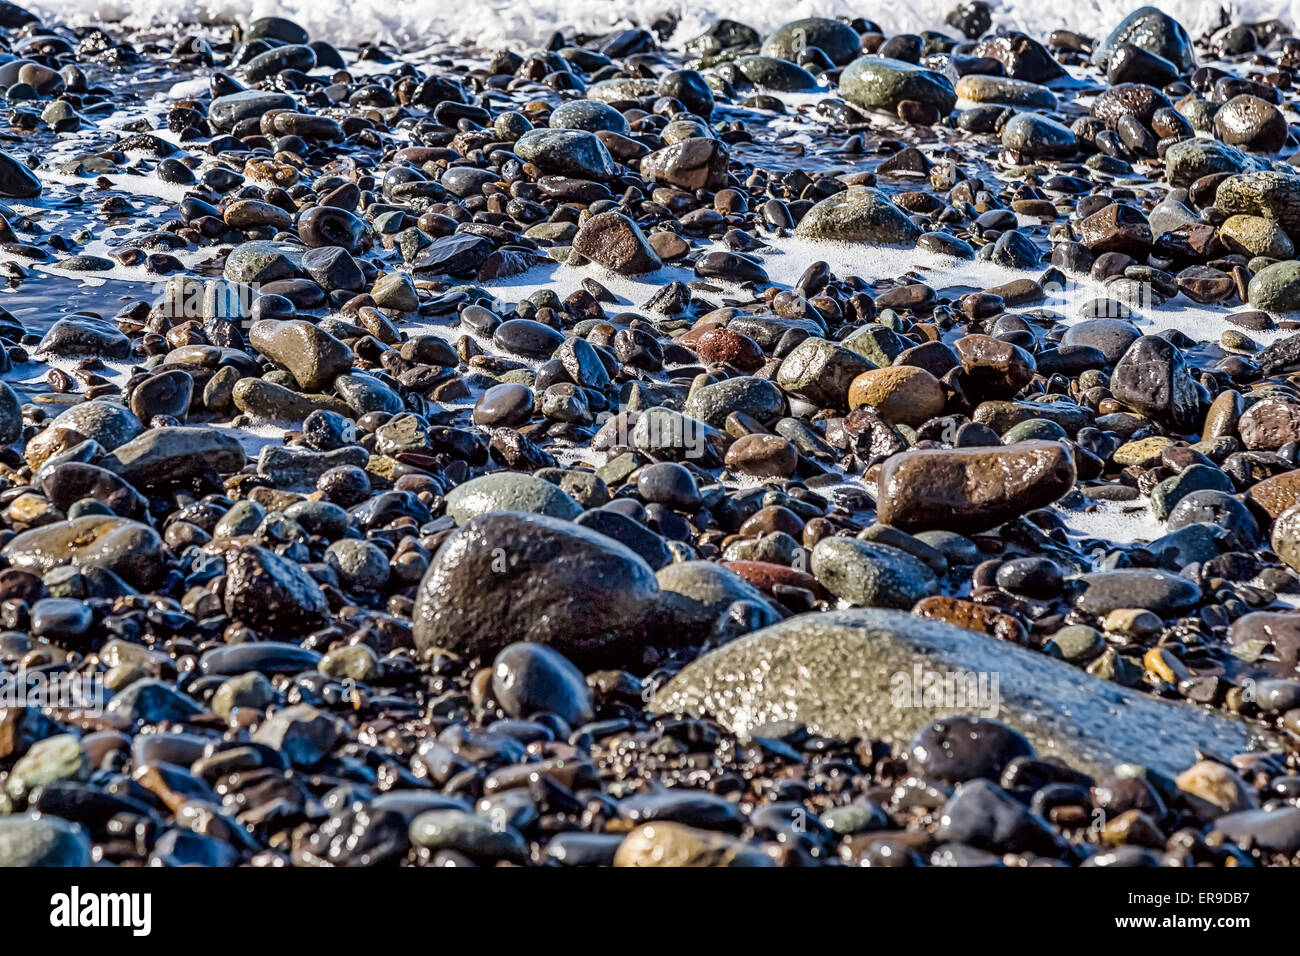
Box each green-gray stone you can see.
[686,19,761,56]
[821,803,889,835]
[732,55,820,92]
[223,240,307,284]
[840,55,957,115]
[48,401,143,452]
[1044,625,1105,663]
[683,376,784,428]
[0,814,92,866]
[1003,418,1069,443]
[956,74,1057,108]
[760,17,862,65]
[840,323,907,367]
[514,128,618,180]
[810,536,939,608]
[100,426,247,486]
[630,406,717,461]
[1248,259,1300,312]
[1092,6,1195,72]
[775,336,876,407]
[794,186,921,245]
[1163,138,1253,189]
[209,90,296,132]
[534,467,609,508]
[587,77,659,102]
[1149,463,1234,520]
[650,608,1274,777]
[1216,170,1300,237]
[549,99,629,134]
[319,643,381,681]
[1001,112,1076,157]
[6,734,89,803]
[654,560,781,635]
[444,472,583,523]
[212,671,275,719]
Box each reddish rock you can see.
[876,441,1076,533]
[722,561,826,600]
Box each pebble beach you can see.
[0,1,1298,869]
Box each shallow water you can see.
[22,0,1292,52]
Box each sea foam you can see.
[24,0,1296,52]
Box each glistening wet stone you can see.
[652,609,1267,777]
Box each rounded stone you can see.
[760,17,862,66]
[840,56,957,116]
[413,511,660,664]
[444,472,583,523]
[325,538,390,591]
[810,536,939,609]
[848,366,945,426]
[492,642,594,725]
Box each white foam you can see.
[209,417,293,458]
[23,0,1290,53]
[1,353,137,391]
[1057,495,1164,546]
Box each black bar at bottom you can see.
[6,866,1281,941]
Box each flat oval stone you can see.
[1072,569,1200,616]
[200,642,323,676]
[875,441,1076,533]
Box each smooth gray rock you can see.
[654,560,783,637]
[444,472,583,523]
[1072,569,1201,615]
[760,17,862,65]
[1092,6,1195,72]
[1001,112,1076,157]
[651,608,1270,777]
[101,426,247,487]
[840,56,957,115]
[514,128,618,180]
[811,537,939,609]
[209,90,296,132]
[794,187,921,245]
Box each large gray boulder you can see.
[651,608,1273,777]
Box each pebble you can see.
[414,511,660,662]
[810,536,938,609]
[492,642,594,725]
[875,442,1076,533]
